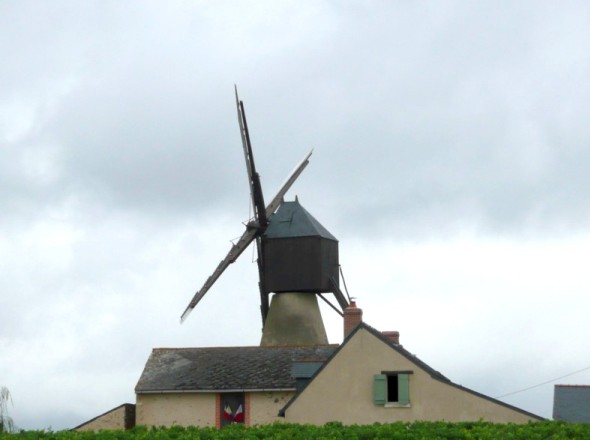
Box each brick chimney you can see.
[343,300,363,339]
[382,331,400,344]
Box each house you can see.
[553,384,590,422]
[131,302,542,427]
[135,344,336,427]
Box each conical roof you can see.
[263,199,337,241]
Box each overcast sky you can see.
[2,1,590,430]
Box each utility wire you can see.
[495,365,590,399]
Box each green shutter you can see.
[398,373,410,405]
[373,374,387,404]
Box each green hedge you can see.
[2,421,589,440]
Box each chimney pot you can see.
[382,331,400,344]
[343,301,363,339]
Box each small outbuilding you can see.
[553,384,590,423]
[73,403,135,432]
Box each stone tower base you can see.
[260,292,329,346]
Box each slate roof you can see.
[135,345,337,393]
[263,199,337,241]
[553,384,590,422]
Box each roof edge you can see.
[279,322,366,416]
[137,388,295,394]
[149,344,338,351]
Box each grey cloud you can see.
[2,1,590,429]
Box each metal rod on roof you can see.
[339,265,352,304]
[317,293,344,317]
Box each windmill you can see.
[180,88,350,345]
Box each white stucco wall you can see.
[249,391,294,425]
[136,391,295,427]
[136,393,216,427]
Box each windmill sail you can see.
[180,89,315,324]
[180,227,258,322]
[236,87,267,227]
[181,90,347,347]
[265,150,312,216]
[180,151,312,323]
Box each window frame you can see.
[218,392,246,427]
[374,370,412,407]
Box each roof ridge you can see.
[152,344,338,351]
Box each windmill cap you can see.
[263,200,338,241]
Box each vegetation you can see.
[0,387,14,433]
[2,421,590,439]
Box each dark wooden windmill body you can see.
[262,199,339,295]
[180,89,349,345]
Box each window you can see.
[373,372,411,406]
[219,392,245,427]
